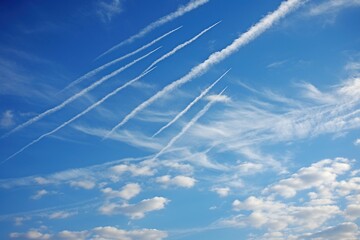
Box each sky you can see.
[0,0,359,239]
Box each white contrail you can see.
[1,69,155,164]
[152,69,230,137]
[152,88,227,160]
[144,21,221,72]
[96,0,209,59]
[62,26,181,92]
[2,47,160,139]
[104,0,304,139]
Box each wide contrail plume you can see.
[152,88,227,160]
[1,69,155,164]
[96,0,209,59]
[2,47,160,139]
[62,26,181,92]
[152,69,230,138]
[104,0,303,139]
[145,21,221,72]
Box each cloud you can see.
[0,110,15,128]
[99,196,169,219]
[102,183,141,200]
[48,211,76,220]
[97,0,209,58]
[106,0,304,134]
[300,222,359,240]
[211,187,230,197]
[31,189,49,200]
[97,0,123,22]
[111,163,155,177]
[308,0,360,16]
[266,59,288,68]
[156,175,196,188]
[11,226,167,240]
[70,180,96,190]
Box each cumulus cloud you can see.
[99,196,169,219]
[211,187,230,197]
[301,222,359,240]
[10,230,51,239]
[102,183,141,200]
[156,175,196,188]
[111,163,155,177]
[354,139,360,146]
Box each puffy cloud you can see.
[354,139,360,146]
[111,163,155,177]
[10,230,51,239]
[99,196,169,219]
[205,94,231,103]
[102,183,141,200]
[156,175,196,188]
[58,230,88,240]
[212,187,230,197]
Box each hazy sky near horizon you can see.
[0,0,360,239]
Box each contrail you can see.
[61,26,181,92]
[104,0,303,139]
[144,21,221,72]
[96,0,209,59]
[1,69,155,164]
[152,69,230,138]
[152,88,227,160]
[2,47,160,139]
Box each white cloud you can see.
[354,139,360,146]
[212,187,230,197]
[102,183,141,200]
[0,110,15,128]
[11,226,167,240]
[156,175,196,188]
[205,94,231,103]
[31,189,48,200]
[97,0,123,22]
[111,163,155,177]
[69,180,96,190]
[99,196,169,219]
[308,0,360,16]
[301,222,359,240]
[48,211,76,220]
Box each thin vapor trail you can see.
[105,0,303,139]
[96,0,209,59]
[2,47,160,139]
[152,69,230,137]
[152,88,226,160]
[62,26,181,92]
[145,21,221,72]
[1,69,155,164]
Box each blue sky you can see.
[0,0,360,239]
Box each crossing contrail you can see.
[62,26,181,92]
[2,47,160,139]
[152,69,230,137]
[1,68,155,164]
[104,0,303,139]
[144,21,220,72]
[152,88,227,160]
[96,0,209,59]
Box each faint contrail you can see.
[144,21,221,72]
[1,69,155,164]
[152,88,227,160]
[2,47,160,139]
[152,69,230,137]
[104,0,303,139]
[61,26,181,92]
[96,0,209,59]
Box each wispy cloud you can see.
[145,21,221,72]
[105,0,304,137]
[308,0,360,16]
[152,69,230,137]
[2,48,159,140]
[62,26,180,92]
[96,0,209,59]
[2,68,156,163]
[97,0,123,22]
[0,110,15,129]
